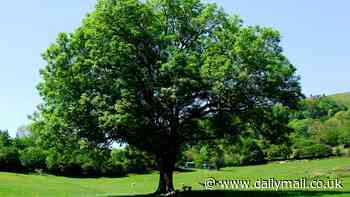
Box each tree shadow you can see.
[109,190,350,197]
[174,168,196,173]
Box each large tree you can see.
[37,0,302,194]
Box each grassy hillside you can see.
[329,92,350,108]
[0,157,349,197]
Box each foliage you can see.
[111,146,155,174]
[293,143,332,159]
[188,142,225,169]
[124,146,155,173]
[0,146,23,172]
[0,130,11,147]
[36,0,302,193]
[2,93,350,176]
[102,159,127,177]
[264,144,292,160]
[288,118,315,138]
[19,147,47,171]
[294,96,347,120]
[239,138,265,165]
[0,130,24,172]
[288,98,350,159]
[329,92,350,109]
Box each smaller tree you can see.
[0,131,23,172]
[0,130,11,147]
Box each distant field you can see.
[0,157,350,197]
[329,92,350,108]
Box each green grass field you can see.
[0,157,350,197]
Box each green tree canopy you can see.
[37,0,302,194]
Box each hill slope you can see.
[329,92,350,108]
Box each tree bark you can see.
[155,155,175,194]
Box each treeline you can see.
[289,96,350,158]
[1,96,350,176]
[177,96,350,169]
[0,129,154,177]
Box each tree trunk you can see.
[155,155,175,194]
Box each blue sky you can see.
[1,0,349,135]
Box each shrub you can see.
[339,129,350,146]
[0,146,23,172]
[293,144,332,159]
[265,144,292,160]
[19,147,46,171]
[102,160,127,177]
[45,149,60,174]
[45,149,82,176]
[124,146,155,173]
[223,152,240,166]
[333,146,343,157]
[316,119,341,146]
[239,139,265,165]
[79,157,100,177]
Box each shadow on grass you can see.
[110,190,350,197]
[174,168,196,173]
